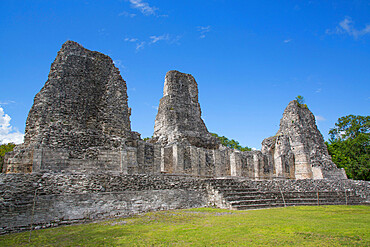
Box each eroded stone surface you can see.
[0,173,367,234]
[4,41,139,173]
[24,41,136,151]
[262,100,346,179]
[153,70,220,149]
[3,41,347,180]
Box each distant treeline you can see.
[211,133,252,151]
[325,115,369,181]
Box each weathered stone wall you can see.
[3,40,140,173]
[0,173,209,234]
[5,140,275,179]
[1,173,368,235]
[24,41,134,149]
[262,101,346,180]
[241,179,369,199]
[5,141,162,175]
[207,178,369,210]
[157,144,277,179]
[3,41,348,181]
[230,150,273,179]
[153,70,220,149]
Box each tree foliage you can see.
[326,115,370,181]
[0,143,16,173]
[295,95,307,108]
[143,137,151,142]
[211,133,252,151]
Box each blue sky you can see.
[0,0,369,149]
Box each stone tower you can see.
[152,70,220,149]
[261,100,347,179]
[4,41,139,173]
[24,41,135,149]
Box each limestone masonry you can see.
[152,70,220,149]
[261,100,347,180]
[1,41,367,234]
[3,41,346,180]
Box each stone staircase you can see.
[208,179,364,210]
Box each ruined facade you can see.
[3,41,346,180]
[261,101,347,180]
[152,70,220,149]
[4,41,141,173]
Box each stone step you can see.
[228,195,361,203]
[217,188,258,193]
[231,198,321,205]
[231,198,362,207]
[221,191,346,198]
[230,199,278,205]
[233,201,363,210]
[222,190,356,197]
[224,193,359,201]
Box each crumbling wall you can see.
[0,173,209,234]
[152,70,220,149]
[0,173,367,235]
[4,41,139,173]
[262,101,346,180]
[3,41,348,181]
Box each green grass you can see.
[0,205,369,246]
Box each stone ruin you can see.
[261,100,347,180]
[152,70,220,149]
[2,41,368,235]
[3,40,346,180]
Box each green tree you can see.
[326,115,370,180]
[0,143,16,173]
[143,137,151,142]
[295,95,307,108]
[211,133,252,151]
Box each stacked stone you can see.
[4,41,139,172]
[0,173,367,234]
[3,41,347,180]
[24,40,137,152]
[262,100,346,179]
[152,70,220,149]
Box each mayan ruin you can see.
[2,41,347,180]
[0,41,368,234]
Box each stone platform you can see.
[0,172,368,234]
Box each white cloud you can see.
[125,34,181,52]
[283,39,292,43]
[0,100,16,105]
[0,106,24,144]
[124,37,138,42]
[197,26,211,39]
[128,0,157,16]
[315,88,322,93]
[124,37,145,52]
[328,17,370,39]
[315,115,326,122]
[251,147,257,151]
[118,11,136,18]
[150,34,170,44]
[136,41,146,51]
[170,35,182,45]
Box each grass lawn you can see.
[0,205,369,246]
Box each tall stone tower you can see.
[152,70,220,149]
[261,100,347,179]
[4,41,139,173]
